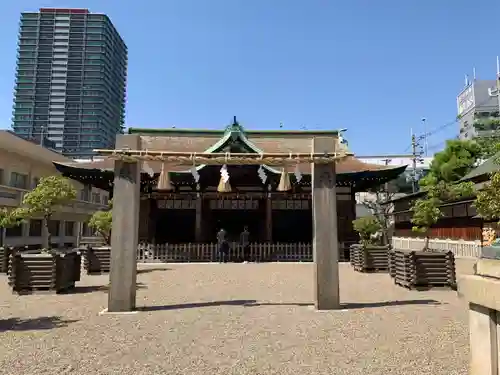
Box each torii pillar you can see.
[107,134,141,312]
[312,137,341,310]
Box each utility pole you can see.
[411,132,425,193]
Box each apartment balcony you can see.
[0,184,107,215]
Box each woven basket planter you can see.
[9,249,80,294]
[393,249,456,290]
[83,246,111,274]
[351,244,390,272]
[388,249,396,278]
[0,247,13,274]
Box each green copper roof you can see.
[127,117,339,137]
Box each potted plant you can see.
[351,216,389,272]
[8,176,81,294]
[0,208,26,274]
[85,200,112,274]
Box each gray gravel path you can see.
[0,263,469,375]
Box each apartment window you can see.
[10,172,28,189]
[80,185,91,201]
[29,220,42,237]
[92,192,100,204]
[65,221,75,236]
[48,220,60,236]
[5,224,23,237]
[32,177,40,188]
[0,168,4,185]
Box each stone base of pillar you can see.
[458,259,500,375]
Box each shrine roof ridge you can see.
[127,127,339,137]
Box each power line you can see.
[402,95,497,152]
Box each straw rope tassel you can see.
[217,178,232,193]
[277,168,291,191]
[156,162,173,191]
[217,164,232,193]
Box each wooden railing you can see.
[136,242,313,263]
[391,236,481,258]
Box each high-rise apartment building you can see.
[12,8,127,158]
[457,79,499,140]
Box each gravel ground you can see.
[0,263,469,375]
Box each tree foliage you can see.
[88,200,113,245]
[474,151,500,223]
[475,136,500,160]
[410,139,479,250]
[0,208,26,229]
[21,176,77,249]
[353,215,381,245]
[419,139,481,188]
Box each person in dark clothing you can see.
[240,226,250,262]
[217,228,229,263]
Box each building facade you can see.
[457,79,499,140]
[0,131,109,248]
[12,8,127,158]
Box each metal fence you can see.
[137,242,313,263]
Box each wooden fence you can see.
[137,242,313,263]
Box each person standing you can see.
[217,228,228,263]
[240,226,250,263]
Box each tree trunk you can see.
[42,216,51,250]
[423,236,430,251]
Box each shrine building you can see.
[53,119,407,246]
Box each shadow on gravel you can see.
[139,299,258,312]
[138,299,441,312]
[248,299,441,309]
[137,267,170,274]
[0,316,78,332]
[71,282,148,294]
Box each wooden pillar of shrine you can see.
[312,137,340,310]
[265,193,272,242]
[195,195,203,242]
[107,134,141,313]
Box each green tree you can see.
[353,216,382,246]
[419,139,481,188]
[88,200,112,245]
[474,136,500,160]
[21,175,77,249]
[474,172,500,223]
[0,208,27,247]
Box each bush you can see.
[353,216,382,245]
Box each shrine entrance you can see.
[205,198,265,242]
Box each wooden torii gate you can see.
[95,134,349,313]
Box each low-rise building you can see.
[0,131,108,248]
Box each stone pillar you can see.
[108,134,141,313]
[195,196,203,242]
[311,137,340,310]
[458,258,500,375]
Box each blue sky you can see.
[0,1,499,156]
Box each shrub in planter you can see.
[352,216,389,272]
[393,249,456,290]
[9,249,80,294]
